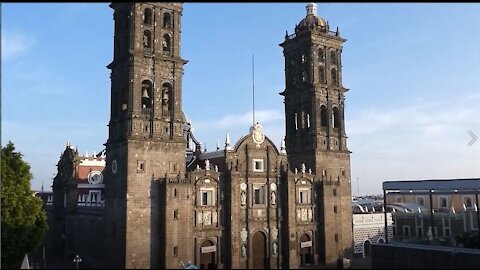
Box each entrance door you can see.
[252,231,268,269]
[200,240,216,269]
[299,234,313,265]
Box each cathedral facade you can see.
[50,2,352,269]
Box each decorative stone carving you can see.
[240,228,248,242]
[271,191,276,205]
[205,159,210,170]
[272,228,278,240]
[270,183,277,191]
[241,244,247,258]
[301,163,306,173]
[251,122,265,146]
[240,191,246,206]
[203,211,211,225]
[197,212,203,224]
[301,208,308,221]
[240,182,247,191]
[212,211,217,224]
[272,241,278,255]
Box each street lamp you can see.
[73,255,82,269]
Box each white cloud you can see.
[191,109,285,151]
[194,109,283,129]
[1,30,34,60]
[348,92,480,195]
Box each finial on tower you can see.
[280,137,287,154]
[306,3,317,16]
[216,140,220,151]
[205,159,211,171]
[225,132,232,150]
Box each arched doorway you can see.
[200,240,216,269]
[299,234,314,265]
[377,238,385,244]
[363,240,371,257]
[252,231,268,269]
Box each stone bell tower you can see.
[280,3,353,265]
[103,2,187,268]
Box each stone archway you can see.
[200,240,216,269]
[363,240,372,257]
[299,233,314,265]
[252,231,268,269]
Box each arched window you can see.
[319,66,325,84]
[143,8,152,25]
[331,68,338,86]
[141,80,153,110]
[320,106,328,127]
[163,13,172,28]
[318,48,324,62]
[163,34,171,55]
[332,107,340,129]
[330,51,337,65]
[143,30,152,49]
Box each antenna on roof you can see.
[252,54,255,125]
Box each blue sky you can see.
[3,3,480,195]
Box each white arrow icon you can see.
[468,130,477,146]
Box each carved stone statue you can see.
[205,159,210,170]
[240,191,246,206]
[272,242,277,255]
[241,244,247,258]
[301,163,306,173]
[272,228,278,240]
[271,191,276,205]
[240,228,248,242]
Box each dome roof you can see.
[295,3,328,32]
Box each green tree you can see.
[1,141,48,268]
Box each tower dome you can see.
[295,3,327,32]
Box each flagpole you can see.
[252,54,255,125]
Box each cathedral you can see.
[50,2,352,269]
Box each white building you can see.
[353,213,394,257]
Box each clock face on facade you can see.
[88,171,103,185]
[112,159,118,174]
